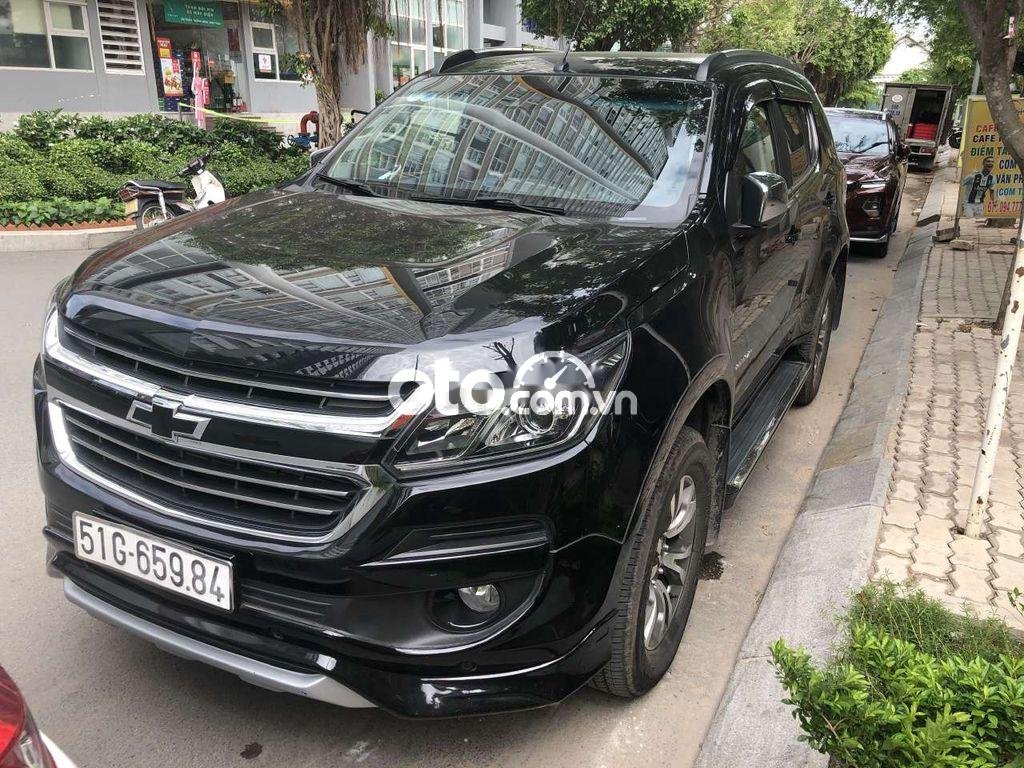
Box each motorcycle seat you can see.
[128,179,188,192]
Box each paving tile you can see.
[899,423,927,444]
[916,515,955,545]
[883,498,921,528]
[989,501,1024,530]
[915,576,951,601]
[949,534,992,569]
[911,546,952,580]
[878,525,916,557]
[893,458,926,481]
[919,494,955,519]
[873,553,912,582]
[950,564,994,604]
[890,478,920,503]
[922,471,956,497]
[992,556,1024,592]
[992,528,1024,560]
[897,440,927,461]
[924,450,956,472]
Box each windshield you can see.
[323,73,713,224]
[827,115,890,155]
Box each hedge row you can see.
[0,110,309,226]
[772,582,1024,768]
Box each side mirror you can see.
[309,145,334,168]
[740,171,789,228]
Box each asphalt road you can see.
[0,173,930,768]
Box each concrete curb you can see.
[0,226,133,253]
[694,176,945,768]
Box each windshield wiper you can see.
[409,194,565,216]
[315,174,382,197]
[841,141,889,161]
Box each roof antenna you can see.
[556,6,587,72]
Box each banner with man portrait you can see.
[958,95,1024,219]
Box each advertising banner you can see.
[958,95,1024,219]
[164,0,223,28]
[156,36,182,98]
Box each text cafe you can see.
[145,0,313,115]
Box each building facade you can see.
[0,0,561,124]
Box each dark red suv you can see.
[825,107,908,257]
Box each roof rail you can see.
[435,47,529,74]
[695,49,803,81]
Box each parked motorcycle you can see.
[118,153,226,230]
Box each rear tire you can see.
[794,276,836,406]
[590,427,712,698]
[136,201,171,230]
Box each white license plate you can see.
[123,198,138,215]
[73,512,233,610]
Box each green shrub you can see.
[772,583,1024,768]
[209,118,284,157]
[0,134,37,163]
[0,164,46,201]
[75,112,211,149]
[1,111,306,208]
[14,109,82,150]
[0,197,124,227]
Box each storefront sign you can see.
[958,95,1024,219]
[257,53,273,73]
[164,0,223,28]
[156,36,182,98]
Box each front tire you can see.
[591,427,712,698]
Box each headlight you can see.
[862,195,883,218]
[391,334,631,473]
[41,277,70,345]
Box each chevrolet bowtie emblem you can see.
[127,395,211,441]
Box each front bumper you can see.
[35,358,638,717]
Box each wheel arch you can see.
[625,358,733,551]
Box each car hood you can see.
[62,187,684,381]
[841,153,893,183]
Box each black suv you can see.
[34,49,848,717]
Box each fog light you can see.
[457,584,500,613]
[862,196,882,219]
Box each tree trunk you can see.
[287,0,383,146]
[959,0,1024,169]
[315,77,345,145]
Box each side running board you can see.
[725,360,810,501]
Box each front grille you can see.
[62,408,361,536]
[60,320,414,417]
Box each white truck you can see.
[881,82,954,170]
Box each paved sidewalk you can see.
[872,187,1024,633]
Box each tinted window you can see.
[778,102,814,180]
[324,73,713,223]
[827,113,890,155]
[734,105,777,175]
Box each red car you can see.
[0,666,75,768]
[825,107,909,257]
